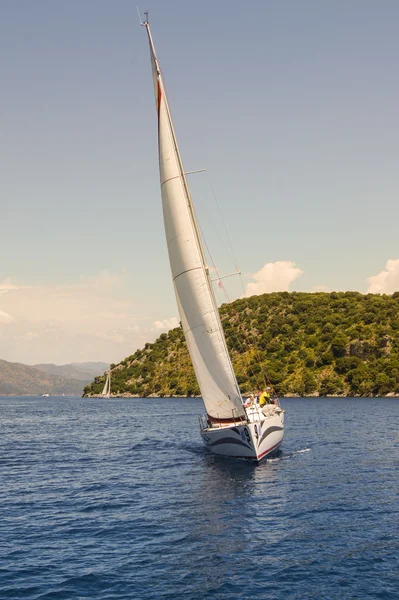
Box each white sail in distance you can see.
[144,23,245,421]
[102,372,110,397]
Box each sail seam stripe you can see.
[161,175,181,188]
[173,267,201,282]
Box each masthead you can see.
[136,6,149,26]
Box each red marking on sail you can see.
[157,80,162,115]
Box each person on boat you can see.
[258,388,272,407]
[244,394,255,408]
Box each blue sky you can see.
[1,0,399,364]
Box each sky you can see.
[1,0,399,365]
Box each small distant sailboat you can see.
[142,17,285,461]
[101,371,111,398]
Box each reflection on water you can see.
[202,451,283,492]
[179,449,289,592]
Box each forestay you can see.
[145,24,245,421]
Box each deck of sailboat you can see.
[202,404,283,430]
[245,403,283,422]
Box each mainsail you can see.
[145,23,245,421]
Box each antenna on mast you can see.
[137,6,148,26]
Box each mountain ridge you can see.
[0,359,91,396]
[33,362,109,381]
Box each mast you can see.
[143,19,245,421]
[144,22,208,269]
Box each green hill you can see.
[83,291,399,398]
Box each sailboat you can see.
[143,18,284,461]
[101,370,111,398]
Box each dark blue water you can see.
[1,396,398,599]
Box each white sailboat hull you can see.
[200,408,284,462]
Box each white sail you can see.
[145,24,245,421]
[101,372,110,397]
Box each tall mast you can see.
[143,18,244,420]
[143,21,209,271]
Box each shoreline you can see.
[82,392,399,399]
[1,393,398,398]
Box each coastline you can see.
[82,392,399,399]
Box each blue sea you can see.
[1,396,398,600]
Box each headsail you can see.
[144,22,245,421]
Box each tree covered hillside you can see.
[83,292,399,398]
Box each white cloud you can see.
[0,271,163,364]
[21,331,39,340]
[244,261,304,297]
[78,270,127,291]
[95,332,126,344]
[0,310,14,323]
[367,259,399,294]
[98,312,128,320]
[153,317,179,330]
[0,278,20,295]
[312,285,330,292]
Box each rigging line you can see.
[192,179,241,276]
[200,226,264,389]
[198,220,277,397]
[172,337,181,395]
[233,303,278,397]
[206,174,240,272]
[160,60,238,278]
[233,275,274,393]
[201,178,266,384]
[193,183,273,394]
[179,164,263,391]
[229,295,278,397]
[159,62,273,397]
[159,68,242,398]
[197,222,264,393]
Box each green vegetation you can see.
[83,292,399,398]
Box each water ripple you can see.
[0,396,398,599]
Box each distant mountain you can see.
[0,359,86,396]
[70,362,109,375]
[33,362,109,382]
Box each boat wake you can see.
[267,447,311,462]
